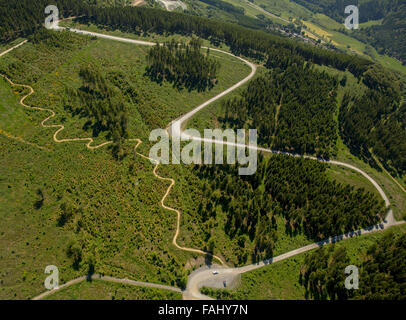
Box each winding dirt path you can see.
[1,75,113,149]
[134,140,227,266]
[0,41,50,150]
[1,37,232,300]
[0,127,50,151]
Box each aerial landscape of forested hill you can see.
[0,0,405,304]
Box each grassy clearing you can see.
[336,137,406,221]
[359,19,383,29]
[241,0,406,76]
[0,131,191,299]
[326,166,380,199]
[202,224,406,300]
[0,33,250,138]
[42,279,182,300]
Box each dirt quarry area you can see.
[131,0,146,6]
[157,0,187,11]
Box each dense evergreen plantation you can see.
[339,65,406,175]
[193,0,266,31]
[194,154,385,262]
[184,0,268,31]
[66,64,130,158]
[301,245,350,300]
[223,63,338,158]
[57,5,405,172]
[301,232,406,300]
[146,39,220,92]
[356,232,406,299]
[0,0,133,43]
[0,0,87,42]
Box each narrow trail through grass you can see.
[0,73,227,263]
[1,40,230,271]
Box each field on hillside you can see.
[238,0,406,76]
[253,0,311,21]
[311,66,406,221]
[300,12,406,76]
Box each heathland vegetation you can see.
[67,64,130,159]
[223,63,338,158]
